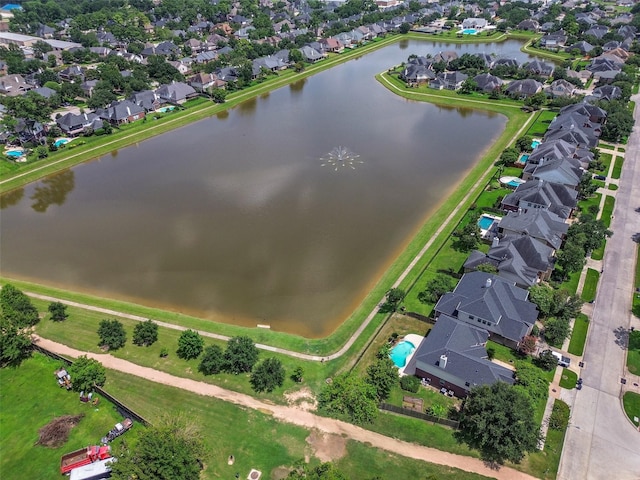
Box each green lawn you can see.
[612,156,624,179]
[591,239,605,261]
[579,193,601,217]
[622,392,640,428]
[608,184,618,191]
[559,368,577,389]
[627,330,640,375]
[599,152,613,172]
[104,367,489,480]
[601,196,615,228]
[568,314,589,357]
[559,270,581,296]
[581,269,600,303]
[633,244,640,319]
[523,400,568,480]
[525,110,558,137]
[0,353,131,479]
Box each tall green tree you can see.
[176,329,204,360]
[110,415,205,480]
[418,274,457,304]
[0,317,32,367]
[68,355,106,392]
[318,373,378,424]
[97,319,127,350]
[47,302,68,322]
[0,284,39,328]
[457,382,540,464]
[250,357,285,393]
[223,336,259,374]
[198,344,225,375]
[366,357,398,401]
[132,320,158,346]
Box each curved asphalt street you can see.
[557,95,640,479]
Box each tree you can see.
[457,382,540,464]
[366,357,398,401]
[544,317,571,347]
[198,344,225,375]
[555,242,586,278]
[318,372,379,424]
[132,320,158,346]
[534,349,558,371]
[223,335,259,374]
[287,462,348,480]
[400,375,420,393]
[418,274,457,304]
[497,147,519,166]
[176,329,204,360]
[68,356,106,392]
[0,317,32,367]
[47,302,68,322]
[110,414,205,480]
[524,91,547,110]
[577,172,598,200]
[380,287,405,312]
[515,135,532,152]
[518,335,537,355]
[250,357,285,393]
[0,283,39,328]
[452,221,481,252]
[97,319,126,350]
[399,22,411,34]
[291,366,304,383]
[514,361,549,405]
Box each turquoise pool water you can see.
[518,154,529,164]
[6,150,24,157]
[54,139,70,148]
[158,106,175,113]
[507,179,525,187]
[478,215,495,230]
[390,341,415,368]
[461,29,478,35]
[531,140,541,149]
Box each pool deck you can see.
[397,333,425,377]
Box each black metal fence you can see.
[32,343,151,427]
[379,402,459,429]
[404,311,436,324]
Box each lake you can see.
[0,39,538,337]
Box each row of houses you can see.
[400,100,609,398]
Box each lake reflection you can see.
[1,40,535,337]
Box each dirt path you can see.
[34,336,536,480]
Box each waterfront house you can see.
[497,209,569,250]
[501,179,578,220]
[56,112,103,136]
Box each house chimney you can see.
[485,278,492,288]
[492,237,499,248]
[439,354,448,369]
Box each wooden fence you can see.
[379,402,459,429]
[32,343,151,426]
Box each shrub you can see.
[176,330,204,360]
[198,345,225,375]
[97,319,126,350]
[549,400,570,430]
[400,375,420,393]
[132,320,159,347]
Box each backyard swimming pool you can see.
[158,106,175,113]
[54,138,71,148]
[478,215,496,230]
[390,341,416,368]
[461,28,478,35]
[5,149,24,158]
[531,140,541,149]
[518,154,529,165]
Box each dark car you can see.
[593,174,606,181]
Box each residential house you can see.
[501,179,578,219]
[516,19,539,31]
[58,65,84,82]
[0,74,32,96]
[546,79,577,98]
[559,103,607,124]
[96,100,146,125]
[155,81,198,104]
[129,90,163,112]
[31,86,57,99]
[473,73,503,93]
[434,271,538,349]
[539,31,568,49]
[188,72,226,92]
[524,59,555,77]
[298,45,323,62]
[409,315,515,398]
[506,79,543,98]
[497,209,569,250]
[584,25,609,39]
[523,157,583,188]
[464,235,555,287]
[566,41,594,56]
[14,118,46,144]
[528,139,593,168]
[401,64,436,86]
[462,18,488,29]
[429,71,468,90]
[80,79,99,98]
[589,85,622,102]
[319,37,344,53]
[56,112,103,136]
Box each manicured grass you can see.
[591,239,605,261]
[581,269,600,303]
[601,195,615,228]
[525,110,558,137]
[523,399,569,480]
[628,330,640,375]
[559,270,581,296]
[0,353,130,479]
[559,368,577,389]
[599,143,615,150]
[618,147,626,152]
[599,152,613,171]
[634,244,640,319]
[104,367,489,480]
[579,193,601,217]
[608,184,618,191]
[622,392,640,427]
[568,313,589,357]
[612,156,624,179]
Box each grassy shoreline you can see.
[3,34,532,356]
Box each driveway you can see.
[557,95,640,480]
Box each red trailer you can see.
[60,446,111,475]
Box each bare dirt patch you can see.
[305,429,347,463]
[36,414,84,448]
[284,387,317,412]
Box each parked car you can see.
[593,174,606,181]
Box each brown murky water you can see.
[1,40,537,337]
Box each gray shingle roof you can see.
[498,209,568,250]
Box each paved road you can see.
[33,336,538,480]
[557,96,640,480]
